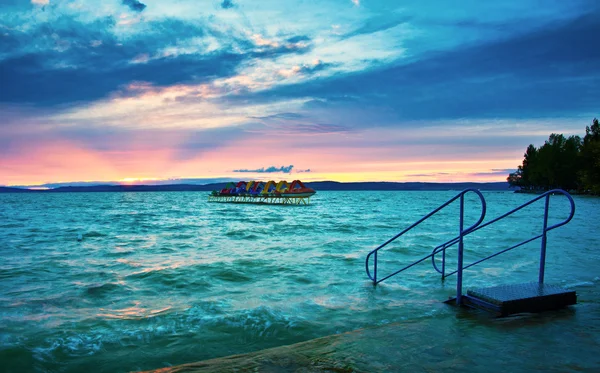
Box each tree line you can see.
[507,118,600,194]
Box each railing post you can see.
[456,194,465,305]
[374,251,378,283]
[539,194,550,283]
[442,245,446,280]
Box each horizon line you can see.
[1,180,511,191]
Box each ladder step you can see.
[463,282,576,316]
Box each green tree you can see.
[507,166,524,188]
[508,132,582,191]
[508,144,540,189]
[522,144,540,188]
[580,118,600,193]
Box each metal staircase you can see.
[365,189,576,316]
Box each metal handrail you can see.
[431,189,575,283]
[365,188,487,286]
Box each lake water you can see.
[1,191,599,372]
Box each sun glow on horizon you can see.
[118,177,163,184]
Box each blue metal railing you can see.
[365,189,575,306]
[431,189,575,284]
[365,188,487,303]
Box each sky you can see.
[1,0,599,187]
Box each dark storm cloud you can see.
[0,51,244,106]
[0,16,312,107]
[122,0,147,13]
[234,12,600,121]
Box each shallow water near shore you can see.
[1,191,599,372]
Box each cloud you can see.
[351,0,359,6]
[122,0,146,12]
[491,168,517,173]
[221,0,235,9]
[231,11,600,121]
[14,177,240,189]
[31,0,49,5]
[0,51,244,106]
[406,173,452,177]
[470,170,516,177]
[0,15,313,107]
[233,165,295,173]
[286,35,311,44]
[249,112,349,134]
[342,15,411,39]
[297,60,336,74]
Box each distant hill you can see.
[306,181,511,191]
[1,181,512,193]
[0,186,35,193]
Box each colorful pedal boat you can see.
[213,180,315,198]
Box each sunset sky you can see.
[1,0,599,187]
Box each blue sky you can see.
[1,0,598,186]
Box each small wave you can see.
[84,231,108,238]
[0,267,31,280]
[162,223,202,233]
[17,304,316,369]
[289,275,314,284]
[258,216,283,223]
[207,306,315,342]
[106,249,135,257]
[169,233,195,240]
[98,304,173,320]
[371,223,400,229]
[83,282,128,298]
[0,223,25,228]
[225,229,260,240]
[126,267,181,286]
[343,255,359,264]
[125,265,214,288]
[230,259,293,277]
[278,224,323,233]
[316,253,359,265]
[32,334,103,360]
[232,258,268,268]
[563,280,594,288]
[212,268,252,283]
[327,224,359,234]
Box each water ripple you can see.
[0,191,597,373]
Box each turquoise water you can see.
[0,191,598,372]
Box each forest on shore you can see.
[508,118,600,194]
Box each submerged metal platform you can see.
[456,282,576,316]
[207,194,312,205]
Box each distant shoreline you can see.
[0,181,512,193]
